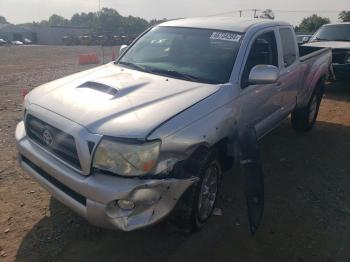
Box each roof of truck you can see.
[159,16,290,32]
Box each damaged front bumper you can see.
[15,121,197,231]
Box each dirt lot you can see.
[0,45,350,262]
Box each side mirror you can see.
[119,45,128,56]
[248,65,279,85]
[302,36,310,43]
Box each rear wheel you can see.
[170,148,222,233]
[291,87,323,132]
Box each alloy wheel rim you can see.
[198,163,219,221]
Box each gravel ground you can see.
[0,45,350,262]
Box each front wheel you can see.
[291,87,323,132]
[170,148,222,233]
[196,160,220,225]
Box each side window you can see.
[279,28,297,67]
[242,31,278,87]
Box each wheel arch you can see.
[297,73,327,109]
[183,136,236,176]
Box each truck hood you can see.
[28,63,220,139]
[305,41,350,49]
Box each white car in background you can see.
[0,38,7,45]
[11,40,24,45]
[23,38,33,44]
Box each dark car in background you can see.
[304,22,350,80]
[296,34,312,45]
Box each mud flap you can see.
[239,127,264,235]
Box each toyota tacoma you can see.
[16,17,332,232]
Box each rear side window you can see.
[279,28,297,67]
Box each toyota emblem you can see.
[42,129,54,146]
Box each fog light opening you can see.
[117,199,135,211]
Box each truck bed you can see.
[296,45,332,108]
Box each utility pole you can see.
[239,10,242,17]
[98,0,104,64]
[252,9,259,18]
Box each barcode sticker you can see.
[210,32,241,42]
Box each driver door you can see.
[239,30,283,138]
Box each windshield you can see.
[118,26,243,84]
[311,24,350,42]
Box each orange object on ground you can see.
[78,53,100,65]
[21,88,29,100]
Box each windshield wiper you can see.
[118,63,216,84]
[118,61,150,73]
[150,69,197,81]
[148,68,216,84]
[314,37,331,41]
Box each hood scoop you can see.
[77,81,118,97]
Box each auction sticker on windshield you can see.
[210,32,241,42]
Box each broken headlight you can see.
[93,138,161,177]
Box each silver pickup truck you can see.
[16,17,332,232]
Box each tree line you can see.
[1,9,350,35]
[295,11,350,32]
[259,10,350,33]
[43,8,167,35]
[2,8,167,36]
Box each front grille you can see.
[332,50,347,64]
[25,114,81,169]
[21,155,86,206]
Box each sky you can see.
[0,0,349,26]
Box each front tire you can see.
[291,87,323,132]
[170,148,222,233]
